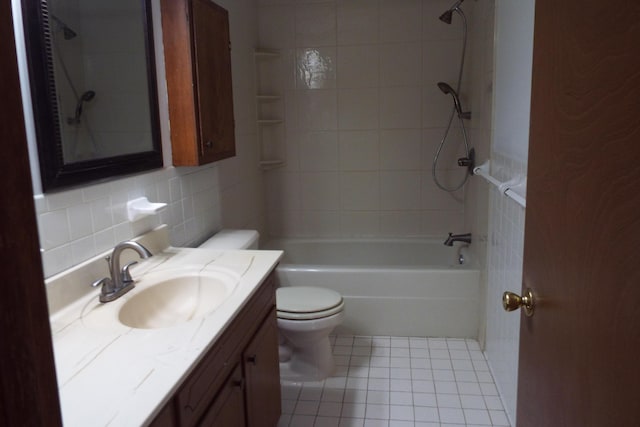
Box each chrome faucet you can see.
[91,241,152,303]
[444,232,472,246]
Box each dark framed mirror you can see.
[22,0,163,192]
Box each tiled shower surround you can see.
[258,0,488,238]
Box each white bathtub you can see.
[263,238,480,338]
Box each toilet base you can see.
[278,336,335,381]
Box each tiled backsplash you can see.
[258,0,479,238]
[35,166,220,278]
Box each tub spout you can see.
[444,232,472,246]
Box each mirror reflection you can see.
[49,0,155,162]
[23,0,162,191]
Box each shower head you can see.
[437,82,465,117]
[439,0,464,24]
[51,15,77,40]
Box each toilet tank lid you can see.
[199,229,259,249]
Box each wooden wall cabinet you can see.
[160,0,236,166]
[150,273,281,427]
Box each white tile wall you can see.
[484,153,526,425]
[30,0,263,278]
[259,0,480,238]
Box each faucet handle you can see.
[91,277,111,288]
[121,261,138,284]
[91,277,115,297]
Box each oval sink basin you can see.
[118,272,236,329]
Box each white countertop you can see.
[47,227,282,427]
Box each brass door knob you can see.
[502,288,535,317]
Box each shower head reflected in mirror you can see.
[51,15,77,40]
[439,0,464,24]
[68,90,96,125]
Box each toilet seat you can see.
[276,287,344,320]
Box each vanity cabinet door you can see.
[198,365,245,427]
[160,0,236,166]
[243,308,281,427]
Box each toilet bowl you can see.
[277,286,344,381]
[198,230,345,381]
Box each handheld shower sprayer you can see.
[437,82,470,120]
[68,90,96,125]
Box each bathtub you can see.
[263,238,480,338]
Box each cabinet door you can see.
[198,365,245,427]
[243,309,281,427]
[191,0,236,164]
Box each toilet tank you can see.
[199,229,259,250]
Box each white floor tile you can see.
[342,403,366,418]
[464,409,493,425]
[390,404,414,421]
[413,405,439,422]
[439,407,465,424]
[436,393,462,408]
[367,391,390,404]
[390,368,411,379]
[412,392,437,407]
[344,389,368,403]
[339,417,365,427]
[365,404,390,420]
[483,396,505,411]
[346,378,369,390]
[279,336,510,427]
[434,381,458,394]
[290,414,316,426]
[390,379,412,392]
[489,410,511,426]
[295,400,320,415]
[390,391,413,406]
[318,401,342,417]
[315,416,341,427]
[460,394,487,409]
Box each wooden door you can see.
[517,1,640,425]
[0,1,62,425]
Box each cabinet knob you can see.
[232,378,245,390]
[205,140,213,149]
[247,354,257,365]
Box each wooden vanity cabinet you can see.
[160,0,236,166]
[150,272,281,427]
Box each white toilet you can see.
[199,229,345,381]
[277,286,344,381]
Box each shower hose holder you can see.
[458,147,475,175]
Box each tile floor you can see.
[278,336,510,427]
